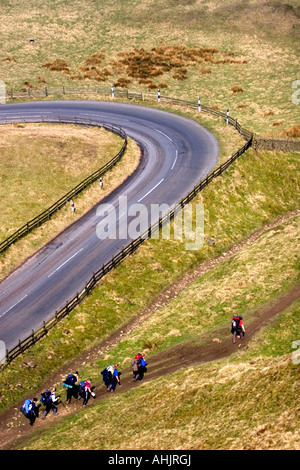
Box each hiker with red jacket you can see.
[231,315,246,344]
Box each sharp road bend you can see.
[0,100,219,352]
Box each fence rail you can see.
[0,117,127,253]
[0,88,253,368]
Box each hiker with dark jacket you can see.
[231,315,246,344]
[138,353,147,381]
[20,398,38,426]
[63,371,79,404]
[101,365,113,388]
[107,365,121,392]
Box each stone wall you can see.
[254,137,300,153]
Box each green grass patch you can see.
[76,212,300,376]
[0,126,140,280]
[0,123,123,241]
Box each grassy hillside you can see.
[0,123,124,242]
[5,212,300,450]
[0,0,299,451]
[0,126,140,281]
[13,355,300,450]
[0,144,299,449]
[1,0,299,134]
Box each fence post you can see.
[226,108,229,125]
[158,88,160,103]
[198,97,201,112]
[111,84,114,98]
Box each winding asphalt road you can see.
[0,100,219,353]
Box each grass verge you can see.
[0,124,140,281]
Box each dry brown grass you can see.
[2,56,16,63]
[114,77,131,88]
[231,85,244,94]
[199,67,212,75]
[69,44,242,89]
[83,52,105,67]
[37,76,47,84]
[23,81,37,90]
[42,59,70,74]
[77,64,112,82]
[280,125,300,139]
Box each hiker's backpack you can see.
[63,374,76,388]
[78,380,87,396]
[40,390,51,405]
[101,366,113,376]
[231,315,240,332]
[140,358,146,367]
[106,365,114,375]
[23,399,32,414]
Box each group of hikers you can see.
[20,316,246,427]
[20,352,148,427]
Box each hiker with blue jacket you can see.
[20,397,38,426]
[107,364,121,392]
[138,353,147,381]
[101,364,121,392]
[133,353,147,382]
